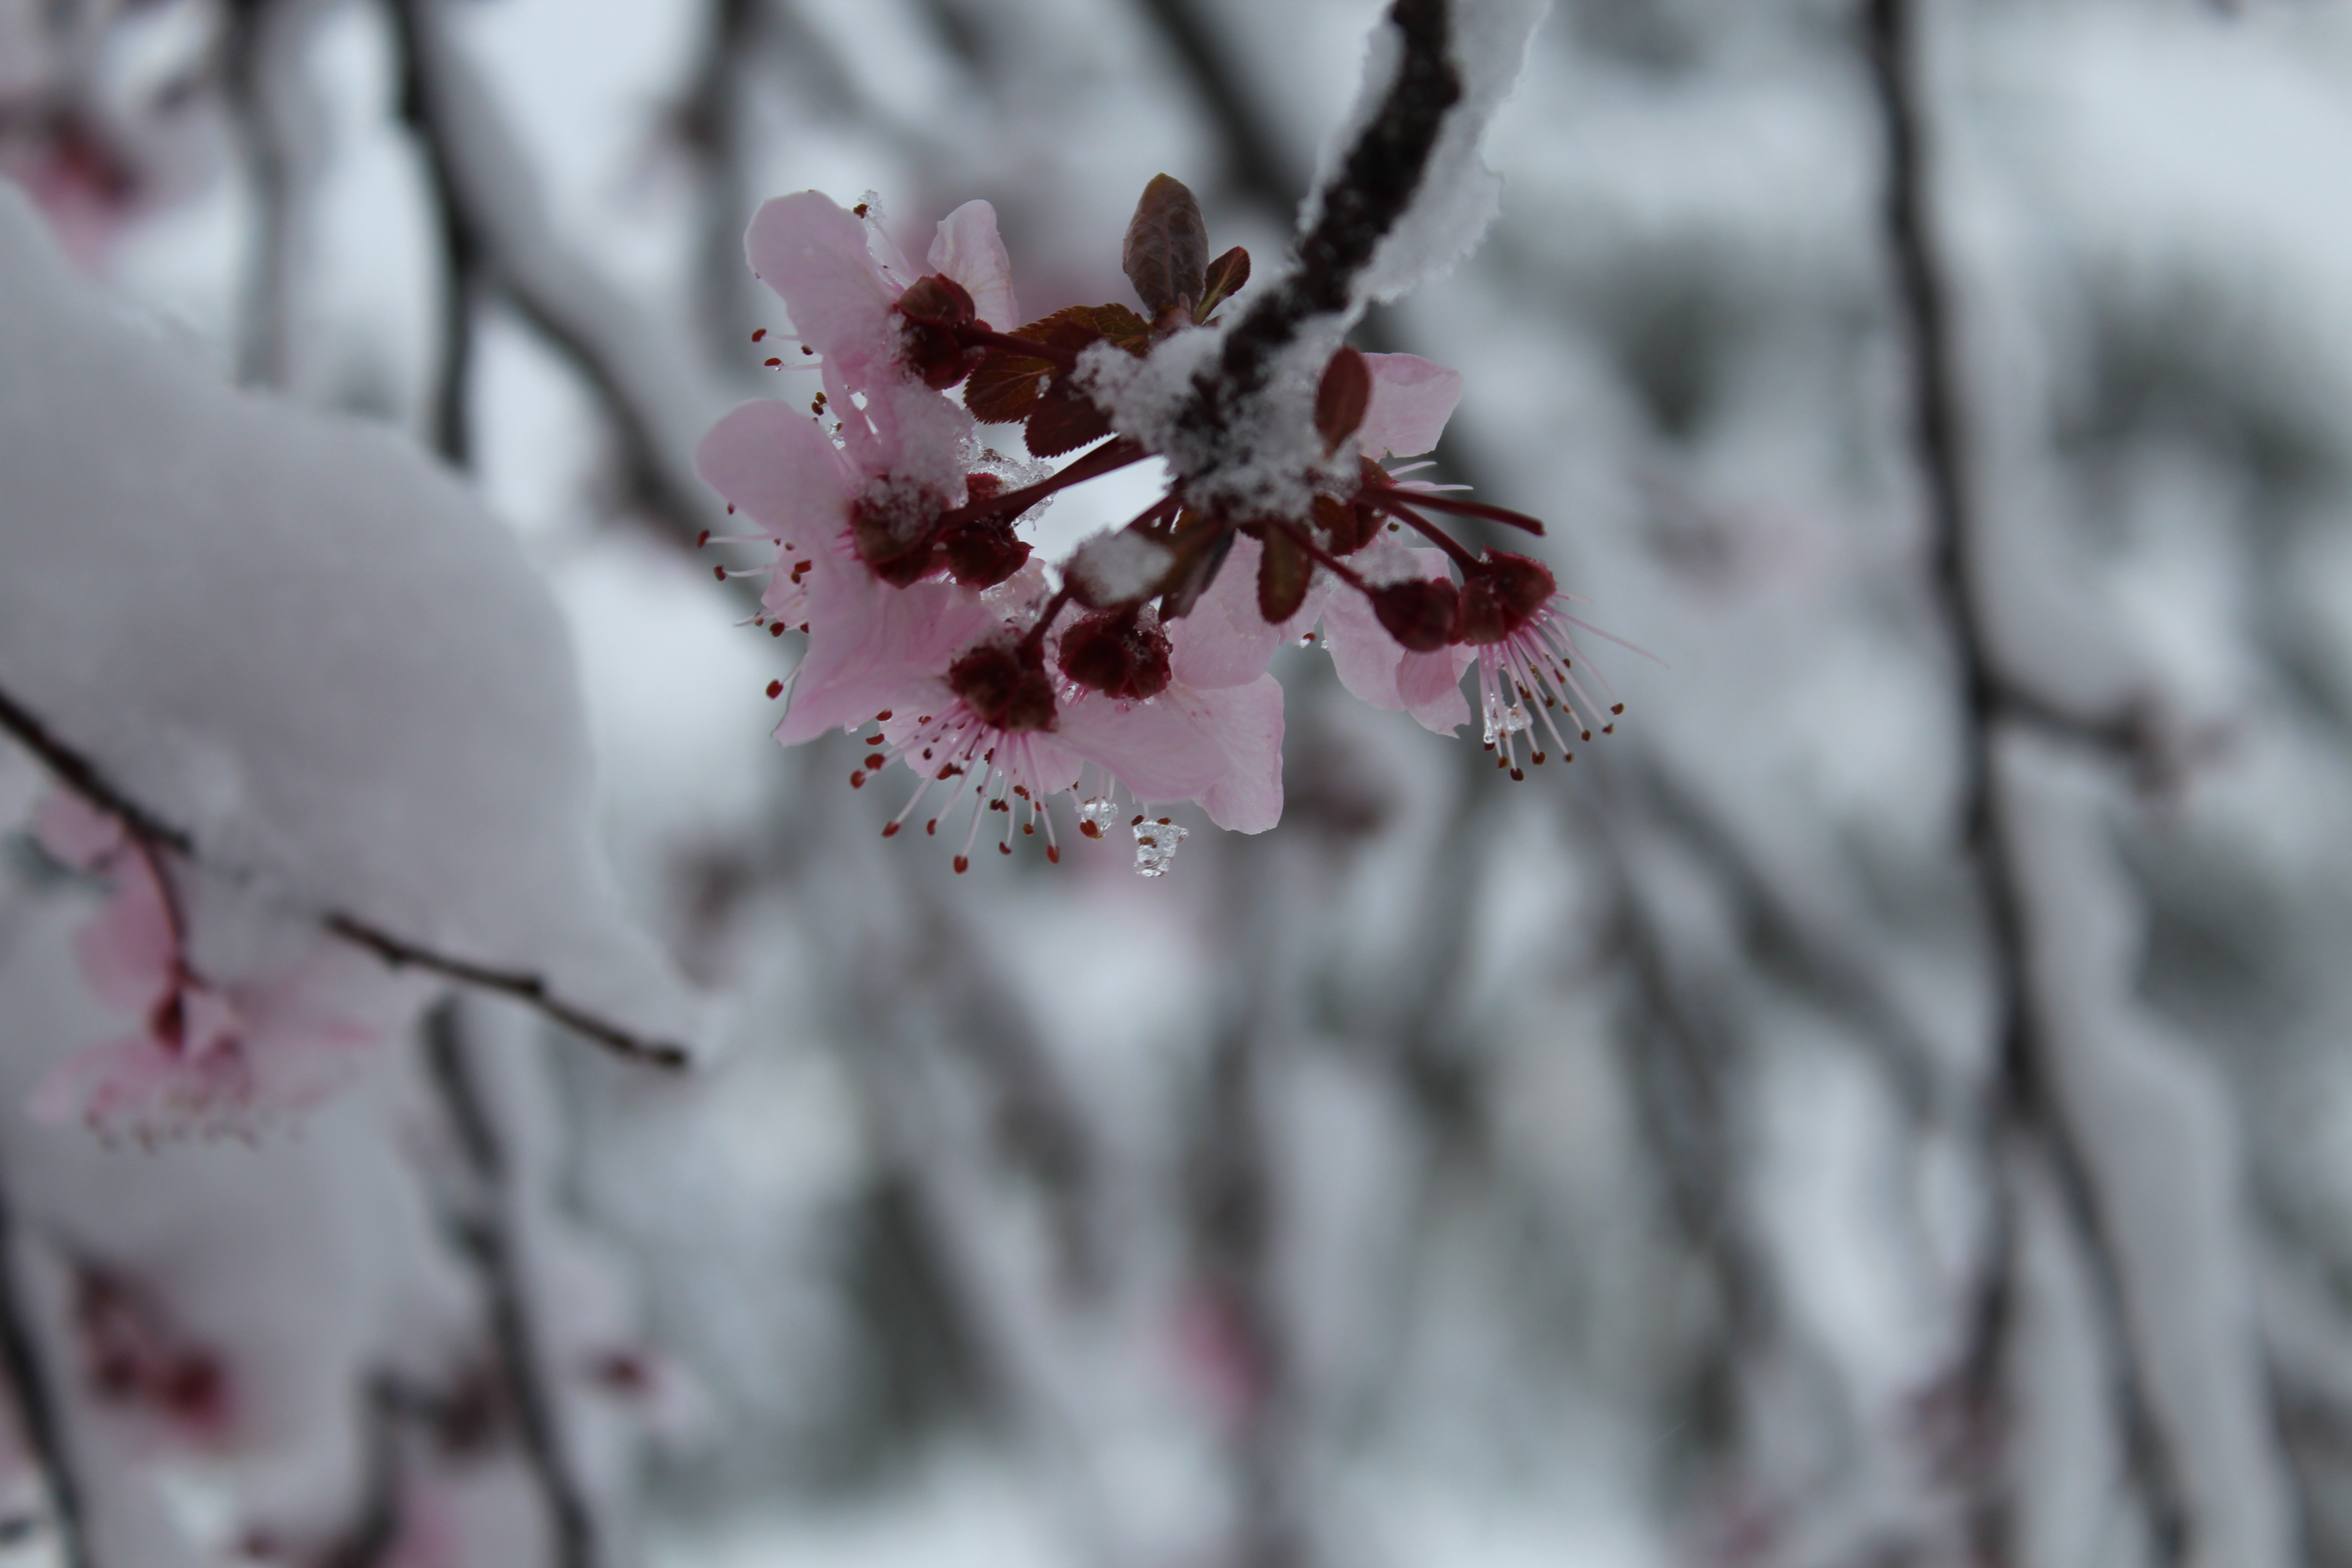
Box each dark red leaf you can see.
[1196,246,1250,323]
[1257,525,1312,623]
[1024,379,1114,457]
[1315,345,1372,454]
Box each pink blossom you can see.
[1356,352,1464,460]
[695,401,1005,743]
[74,1265,235,1448]
[1455,550,1624,778]
[1319,536,1475,734]
[744,191,1021,505]
[32,794,375,1143]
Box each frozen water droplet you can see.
[1079,797,1118,839]
[1481,692,1531,746]
[1132,820,1189,878]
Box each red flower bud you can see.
[1455,550,1556,645]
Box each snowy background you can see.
[6,0,2352,1564]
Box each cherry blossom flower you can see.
[703,175,1636,876]
[32,793,374,1143]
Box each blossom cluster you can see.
[696,177,1622,874]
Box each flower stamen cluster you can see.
[696,176,1635,876]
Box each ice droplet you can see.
[1481,692,1530,747]
[1132,819,1189,878]
[1078,797,1118,839]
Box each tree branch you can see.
[1860,0,2188,1555]
[387,0,728,539]
[422,1003,599,1568]
[0,679,690,1069]
[1188,0,1460,426]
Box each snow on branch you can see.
[389,0,732,540]
[0,187,698,1082]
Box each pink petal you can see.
[1167,535,1331,690]
[1061,675,1287,834]
[72,857,175,1015]
[1319,538,1456,716]
[694,401,856,553]
[1396,646,1474,735]
[745,192,899,382]
[1190,676,1286,834]
[1357,353,1463,459]
[927,200,1019,332]
[1059,692,1229,804]
[34,790,122,869]
[774,557,1000,745]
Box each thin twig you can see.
[0,678,690,1069]
[423,1003,599,1568]
[388,0,725,537]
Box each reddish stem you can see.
[1269,517,1371,595]
[1365,481,1545,536]
[935,439,1147,537]
[1371,500,1482,571]
[958,326,1081,371]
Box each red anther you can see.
[850,770,867,788]
[876,710,893,720]
[765,680,784,699]
[1370,577,1460,652]
[948,642,1057,734]
[998,843,1012,855]
[770,623,785,637]
[926,820,938,835]
[801,344,814,354]
[1047,845,1061,863]
[865,753,886,769]
[712,565,726,582]
[1057,608,1171,701]
[882,823,900,838]
[752,328,767,342]
[697,529,710,547]
[895,274,989,388]
[953,855,970,874]
[1455,550,1557,645]
[764,357,783,367]
[1079,821,1102,840]
[1612,703,1625,715]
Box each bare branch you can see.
[0,678,690,1070]
[422,1002,599,1568]
[1861,0,2190,1554]
[387,0,728,540]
